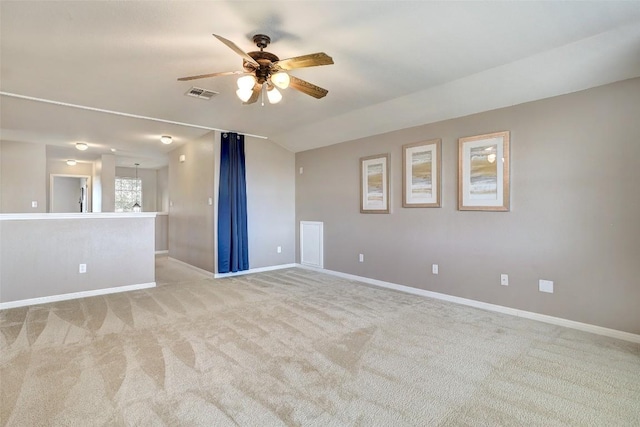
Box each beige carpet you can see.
[1,258,639,426]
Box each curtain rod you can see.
[0,91,269,140]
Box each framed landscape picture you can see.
[360,153,390,213]
[458,131,510,211]
[402,139,441,208]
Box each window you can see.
[115,177,142,212]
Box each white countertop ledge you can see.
[0,212,158,220]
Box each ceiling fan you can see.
[178,34,334,105]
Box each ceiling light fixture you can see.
[267,85,282,104]
[66,159,77,166]
[236,73,289,104]
[236,75,257,102]
[75,142,88,151]
[271,72,290,89]
[160,135,173,145]
[179,34,332,105]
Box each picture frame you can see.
[402,139,442,208]
[458,131,510,211]
[360,153,390,213]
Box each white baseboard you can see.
[0,282,156,310]
[167,257,214,277]
[155,250,168,255]
[214,263,297,278]
[296,264,640,344]
[167,256,296,279]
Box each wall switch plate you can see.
[32,201,38,208]
[432,264,439,274]
[79,264,87,274]
[539,279,554,293]
[359,254,364,262]
[299,167,304,174]
[277,246,282,253]
[208,197,213,206]
[500,274,509,286]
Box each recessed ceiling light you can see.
[111,148,117,152]
[160,135,173,145]
[66,159,77,166]
[76,142,88,151]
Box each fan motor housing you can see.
[245,50,280,83]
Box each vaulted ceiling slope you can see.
[2,1,640,167]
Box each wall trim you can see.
[214,263,297,278]
[0,282,156,310]
[155,250,169,255]
[296,264,640,344]
[0,212,157,221]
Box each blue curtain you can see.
[218,132,249,273]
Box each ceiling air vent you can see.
[185,87,218,100]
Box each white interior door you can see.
[300,221,324,268]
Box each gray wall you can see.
[92,157,103,212]
[157,166,169,212]
[167,131,296,274]
[295,77,640,334]
[100,154,116,212]
[0,216,155,303]
[245,135,295,268]
[168,132,216,272]
[155,213,168,252]
[0,141,46,213]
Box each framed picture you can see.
[360,153,390,213]
[402,139,442,207]
[458,131,510,211]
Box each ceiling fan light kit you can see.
[178,33,333,105]
[237,75,256,90]
[271,72,290,89]
[267,85,282,104]
[236,88,253,102]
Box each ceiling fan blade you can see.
[272,53,333,71]
[213,34,260,67]
[288,75,328,99]
[177,70,245,81]
[244,84,262,104]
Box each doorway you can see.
[50,174,91,213]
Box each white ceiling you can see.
[2,1,640,168]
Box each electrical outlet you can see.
[32,201,38,208]
[79,264,87,274]
[500,274,509,286]
[432,264,438,274]
[539,279,554,293]
[359,254,364,262]
[277,246,282,253]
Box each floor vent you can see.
[185,87,218,100]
